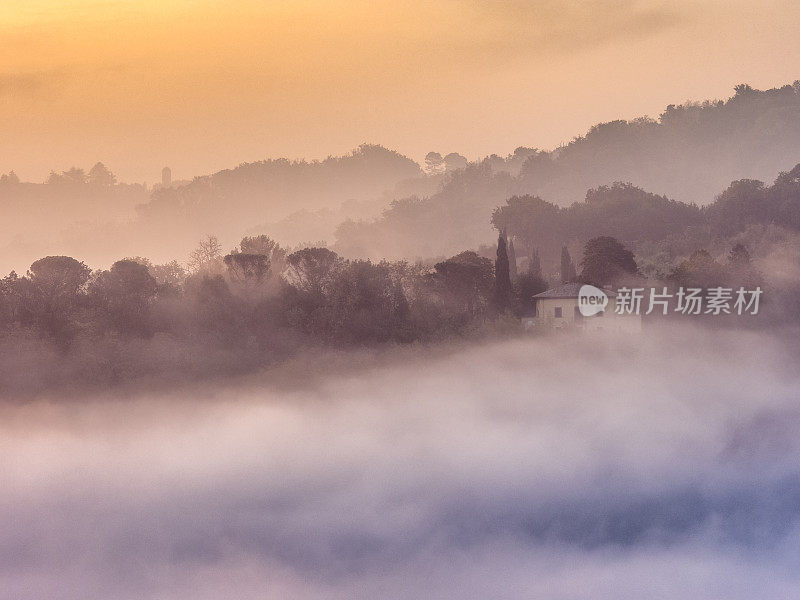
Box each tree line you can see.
[0,234,528,368]
[1,225,765,352]
[492,164,800,280]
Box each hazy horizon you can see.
[3,0,800,182]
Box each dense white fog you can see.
[3,325,800,599]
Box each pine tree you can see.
[493,230,512,313]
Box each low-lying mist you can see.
[3,325,800,599]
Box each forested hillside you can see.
[0,145,423,273]
[135,144,423,243]
[334,83,800,260]
[4,84,800,270]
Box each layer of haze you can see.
[3,326,800,598]
[3,0,800,182]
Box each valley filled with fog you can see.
[4,325,800,599]
[6,2,800,598]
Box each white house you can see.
[522,282,642,332]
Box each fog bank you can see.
[3,326,800,599]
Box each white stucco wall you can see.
[530,297,642,332]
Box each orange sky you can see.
[2,0,800,182]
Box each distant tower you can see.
[161,166,172,187]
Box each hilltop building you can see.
[523,282,641,332]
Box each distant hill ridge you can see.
[334,82,800,259]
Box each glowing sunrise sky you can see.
[2,0,800,182]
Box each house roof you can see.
[533,282,617,299]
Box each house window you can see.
[554,306,562,318]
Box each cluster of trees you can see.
[424,152,468,175]
[517,82,800,205]
[666,244,762,289]
[0,171,20,185]
[0,145,427,279]
[0,232,546,390]
[0,220,776,393]
[550,235,764,298]
[491,183,706,270]
[0,163,149,274]
[491,164,800,280]
[428,231,764,319]
[138,144,422,243]
[421,148,537,176]
[44,163,118,186]
[8,225,647,366]
[334,83,800,260]
[706,164,800,235]
[0,163,121,188]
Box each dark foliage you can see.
[579,237,639,287]
[560,246,576,283]
[0,240,517,394]
[493,184,705,270]
[706,165,800,235]
[88,260,158,336]
[431,251,494,321]
[493,232,512,313]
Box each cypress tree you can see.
[529,248,542,278]
[507,238,518,280]
[493,230,512,312]
[560,246,575,283]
